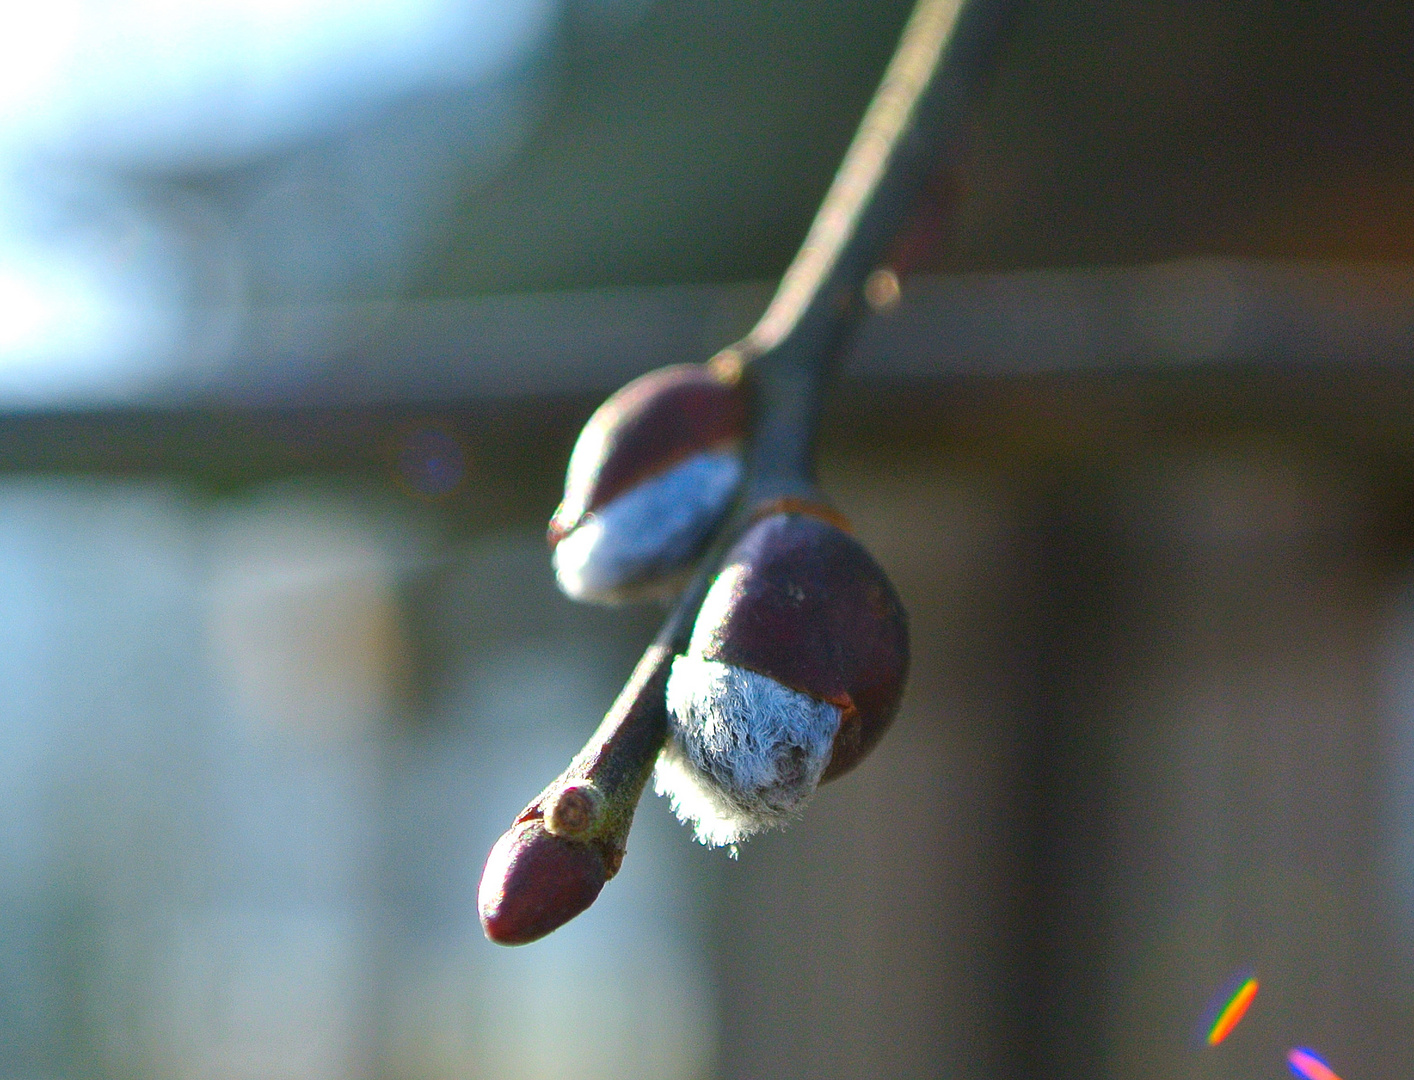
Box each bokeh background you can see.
[2,0,1414,1078]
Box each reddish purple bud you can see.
[694,512,909,780]
[656,510,909,847]
[550,364,745,544]
[550,363,748,604]
[478,819,612,945]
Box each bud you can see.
[655,510,909,847]
[550,362,746,604]
[478,816,619,945]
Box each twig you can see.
[480,0,1019,944]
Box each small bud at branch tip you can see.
[479,820,610,945]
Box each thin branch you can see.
[480,0,1021,944]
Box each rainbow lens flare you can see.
[1202,973,1259,1046]
[1287,1047,1344,1080]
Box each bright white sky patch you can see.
[0,236,174,403]
[0,0,556,404]
[0,0,555,165]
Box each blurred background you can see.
[2,0,1414,1078]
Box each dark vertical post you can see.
[999,471,1128,1079]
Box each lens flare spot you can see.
[398,427,465,497]
[1204,974,1258,1046]
[1287,1047,1344,1080]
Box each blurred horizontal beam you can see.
[212,281,774,407]
[5,258,1414,415]
[851,258,1414,377]
[215,258,1414,407]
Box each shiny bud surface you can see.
[478,818,614,945]
[549,363,745,604]
[656,512,909,847]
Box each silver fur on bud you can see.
[553,450,741,604]
[656,655,841,848]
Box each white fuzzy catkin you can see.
[553,450,741,604]
[656,655,841,848]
